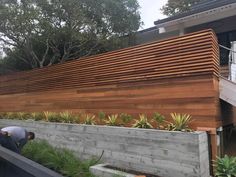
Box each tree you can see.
[161,0,201,16]
[0,0,141,71]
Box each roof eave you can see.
[154,3,236,31]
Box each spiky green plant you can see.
[152,112,165,129]
[59,111,74,123]
[132,114,153,129]
[43,111,60,122]
[214,155,236,177]
[83,114,96,125]
[104,114,119,126]
[120,113,133,125]
[167,113,192,131]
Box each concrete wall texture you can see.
[0,119,210,177]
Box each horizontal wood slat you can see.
[0,29,219,94]
[0,29,226,129]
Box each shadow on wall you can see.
[0,158,33,177]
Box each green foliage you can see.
[98,111,106,121]
[167,113,192,131]
[31,112,44,121]
[83,114,96,125]
[161,0,201,16]
[120,113,133,124]
[43,111,60,122]
[59,111,76,123]
[22,140,95,177]
[214,155,236,177]
[152,112,165,129]
[72,114,81,124]
[104,114,119,126]
[16,112,30,120]
[0,0,141,71]
[132,114,153,129]
[5,112,18,119]
[0,112,6,119]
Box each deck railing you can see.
[219,43,236,82]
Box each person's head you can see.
[28,132,35,140]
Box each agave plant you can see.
[59,111,74,123]
[152,112,165,129]
[43,111,60,122]
[83,114,96,125]
[132,114,153,129]
[167,113,192,131]
[214,155,236,177]
[104,114,119,126]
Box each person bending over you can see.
[0,126,35,153]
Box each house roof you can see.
[154,0,236,25]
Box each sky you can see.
[137,0,168,30]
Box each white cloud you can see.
[137,0,168,30]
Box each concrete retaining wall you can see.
[0,119,210,177]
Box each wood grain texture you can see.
[0,29,225,128]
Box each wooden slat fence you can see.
[0,29,224,128]
[0,29,219,94]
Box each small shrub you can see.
[120,113,133,125]
[98,111,106,122]
[214,155,236,177]
[59,111,74,123]
[5,112,18,119]
[17,112,30,120]
[31,112,44,121]
[132,114,153,129]
[72,114,81,124]
[167,113,192,131]
[152,112,165,129]
[43,112,60,122]
[104,114,119,126]
[83,114,96,125]
[0,112,7,119]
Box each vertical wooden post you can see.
[197,127,218,175]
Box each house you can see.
[135,0,236,68]
[0,0,235,172]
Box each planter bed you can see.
[0,119,210,177]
